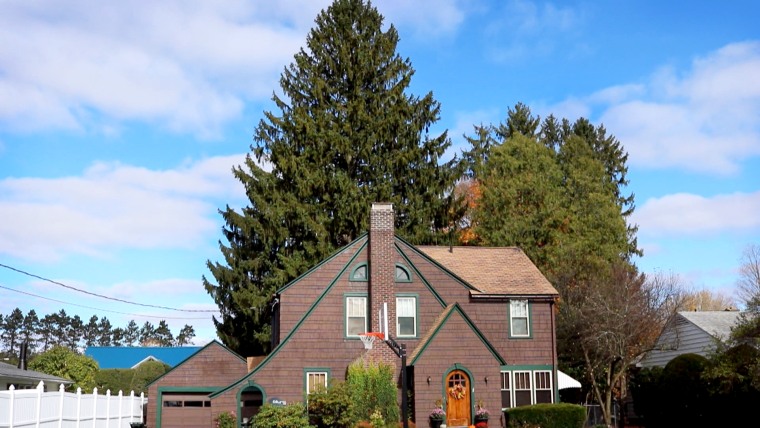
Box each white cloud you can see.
[379,0,467,37]
[633,190,760,237]
[0,154,248,262]
[597,41,760,175]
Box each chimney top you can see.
[372,202,393,211]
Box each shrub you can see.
[347,358,399,425]
[505,403,585,428]
[308,380,354,428]
[216,411,236,428]
[252,402,312,428]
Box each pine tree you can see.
[204,0,461,356]
[124,320,140,346]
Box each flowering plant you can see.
[475,406,489,420]
[430,407,445,420]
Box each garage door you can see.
[161,392,212,428]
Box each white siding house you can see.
[639,311,742,368]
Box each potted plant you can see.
[429,401,445,428]
[474,400,489,426]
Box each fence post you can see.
[118,390,123,428]
[106,390,111,428]
[35,381,44,428]
[129,391,135,423]
[140,392,145,424]
[8,385,15,428]
[58,384,65,428]
[76,387,82,427]
[93,387,99,427]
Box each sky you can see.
[1,0,759,347]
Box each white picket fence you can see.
[0,382,145,428]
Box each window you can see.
[500,372,512,409]
[395,264,411,282]
[346,296,367,337]
[510,300,530,337]
[306,371,328,395]
[514,371,532,407]
[534,371,553,404]
[350,263,368,281]
[501,369,554,408]
[396,296,417,337]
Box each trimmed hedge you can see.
[505,403,585,428]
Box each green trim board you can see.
[155,386,219,428]
[394,242,447,308]
[237,382,267,426]
[277,233,368,293]
[408,303,507,366]
[210,239,368,399]
[146,340,245,389]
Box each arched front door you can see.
[446,370,471,426]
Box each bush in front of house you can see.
[505,403,585,428]
[347,358,399,426]
[308,380,354,428]
[253,402,313,428]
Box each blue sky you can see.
[1,0,758,346]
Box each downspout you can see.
[551,299,557,403]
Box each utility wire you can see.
[0,262,218,313]
[0,284,214,320]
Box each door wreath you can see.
[448,383,466,400]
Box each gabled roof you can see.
[409,303,506,365]
[0,361,73,385]
[678,310,741,340]
[146,340,245,389]
[85,346,202,369]
[417,246,558,296]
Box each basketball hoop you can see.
[359,332,385,350]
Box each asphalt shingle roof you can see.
[679,310,742,340]
[0,361,73,384]
[417,246,558,296]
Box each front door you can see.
[446,370,471,426]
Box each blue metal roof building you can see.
[85,346,202,369]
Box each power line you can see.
[0,263,218,313]
[0,284,214,320]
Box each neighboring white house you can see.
[639,310,742,368]
[0,361,72,391]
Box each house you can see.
[0,361,73,391]
[85,346,202,369]
[639,310,742,368]
[148,203,559,428]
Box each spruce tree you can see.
[204,0,460,356]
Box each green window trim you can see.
[499,367,554,409]
[344,293,368,338]
[350,263,369,281]
[395,293,419,338]
[304,367,331,395]
[507,299,532,339]
[395,263,412,282]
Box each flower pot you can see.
[430,418,443,428]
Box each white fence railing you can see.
[0,381,145,428]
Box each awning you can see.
[557,370,582,389]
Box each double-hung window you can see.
[346,296,367,337]
[514,371,532,407]
[396,296,417,337]
[509,300,529,337]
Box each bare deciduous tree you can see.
[737,243,760,310]
[680,287,737,311]
[561,264,685,426]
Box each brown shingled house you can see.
[149,203,559,428]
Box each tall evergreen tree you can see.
[124,320,140,346]
[20,310,39,355]
[1,308,24,356]
[83,315,100,347]
[154,320,174,347]
[204,0,461,356]
[97,317,113,346]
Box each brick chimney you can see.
[368,203,397,362]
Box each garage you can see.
[160,392,212,428]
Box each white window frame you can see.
[306,371,328,395]
[533,370,554,404]
[346,296,367,337]
[396,296,417,337]
[509,299,530,337]
[501,370,554,409]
